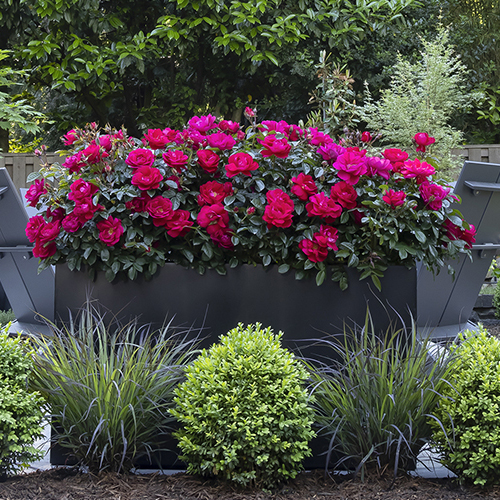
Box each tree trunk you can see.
[0,128,9,153]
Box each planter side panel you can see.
[56,265,416,352]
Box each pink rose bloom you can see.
[206,132,236,150]
[165,210,193,238]
[182,128,206,150]
[62,151,86,174]
[97,216,124,246]
[143,129,169,149]
[299,235,329,263]
[317,142,345,163]
[208,228,233,249]
[162,127,182,145]
[125,193,150,213]
[197,203,230,235]
[62,129,78,146]
[382,189,406,208]
[419,181,450,210]
[46,206,65,222]
[188,115,217,135]
[33,240,57,259]
[26,215,46,242]
[365,157,392,180]
[125,149,155,169]
[131,165,163,191]
[82,143,108,164]
[25,179,47,207]
[361,131,373,143]
[225,152,259,177]
[266,189,294,211]
[291,173,317,200]
[162,149,189,172]
[262,201,294,228]
[62,214,83,233]
[285,124,305,141]
[259,135,291,158]
[333,151,368,185]
[37,220,61,244]
[414,132,435,153]
[147,196,174,227]
[330,181,357,209]
[443,220,476,248]
[319,225,339,250]
[196,149,220,174]
[96,134,114,151]
[383,148,409,163]
[68,179,99,202]
[244,106,255,118]
[73,198,99,223]
[198,181,233,206]
[308,128,333,146]
[401,158,435,183]
[219,120,240,134]
[306,192,342,222]
[258,120,280,133]
[383,148,409,173]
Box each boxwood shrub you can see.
[171,323,315,488]
[431,326,500,486]
[0,325,44,477]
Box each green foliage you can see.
[0,50,47,151]
[4,0,418,142]
[29,303,199,473]
[308,313,452,478]
[307,52,362,138]
[430,326,500,486]
[0,310,15,328]
[493,282,500,319]
[360,28,479,178]
[0,325,45,477]
[171,323,315,488]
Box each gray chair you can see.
[417,161,500,339]
[0,168,54,334]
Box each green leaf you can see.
[100,248,110,262]
[316,269,326,286]
[278,264,290,274]
[371,275,382,292]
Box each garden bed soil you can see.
[1,468,499,500]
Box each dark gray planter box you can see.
[52,263,417,470]
[56,264,417,354]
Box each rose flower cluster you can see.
[25,111,475,287]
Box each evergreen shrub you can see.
[171,323,315,488]
[0,325,44,478]
[431,326,500,486]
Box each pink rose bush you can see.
[26,116,475,287]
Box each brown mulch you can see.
[0,468,498,500]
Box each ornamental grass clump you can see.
[25,109,474,290]
[0,325,45,478]
[171,323,315,488]
[308,313,452,479]
[430,326,500,486]
[29,303,199,473]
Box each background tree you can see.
[9,0,417,148]
[0,51,46,152]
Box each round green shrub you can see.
[170,323,315,488]
[430,326,500,486]
[0,325,45,477]
[493,281,500,319]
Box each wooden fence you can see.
[0,153,64,191]
[2,144,500,192]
